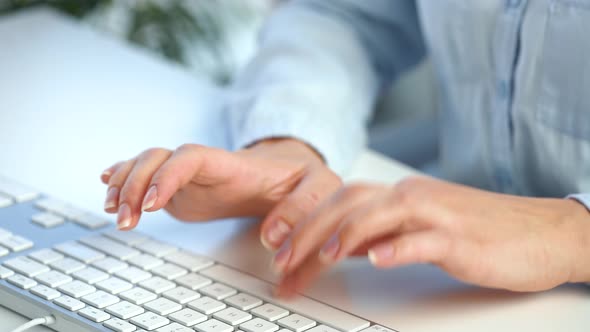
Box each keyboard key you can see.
[55,242,105,263]
[164,251,214,272]
[4,256,50,277]
[74,214,111,230]
[35,198,85,219]
[213,307,252,326]
[199,283,237,300]
[168,308,207,326]
[72,267,109,284]
[135,240,177,258]
[201,265,370,332]
[175,273,212,290]
[91,257,129,273]
[54,295,85,311]
[29,249,64,264]
[150,263,187,280]
[188,296,226,315]
[81,290,120,308]
[144,298,182,316]
[58,280,97,298]
[35,270,73,288]
[162,287,200,304]
[31,212,65,228]
[130,312,170,330]
[80,236,140,261]
[96,277,133,294]
[0,246,8,257]
[240,318,280,332]
[0,265,14,279]
[251,304,289,322]
[7,274,37,289]
[308,325,341,332]
[49,257,86,274]
[157,322,194,332]
[0,179,39,202]
[0,194,12,208]
[0,228,12,240]
[139,277,176,294]
[359,326,395,332]
[78,307,111,323]
[114,267,152,284]
[119,287,158,305]
[104,317,137,332]
[104,230,149,246]
[225,293,263,311]
[194,319,233,332]
[128,254,164,270]
[277,314,316,332]
[106,300,145,319]
[0,235,34,252]
[30,284,61,300]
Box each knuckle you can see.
[176,143,203,154]
[119,182,142,203]
[338,183,367,200]
[139,147,166,161]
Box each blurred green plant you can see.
[0,0,247,83]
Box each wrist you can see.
[246,137,325,165]
[565,199,590,284]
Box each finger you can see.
[117,148,172,230]
[259,168,342,251]
[100,161,124,184]
[274,253,326,299]
[272,184,382,275]
[320,189,430,263]
[143,144,237,212]
[105,160,136,213]
[368,231,450,268]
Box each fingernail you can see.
[272,242,292,275]
[101,169,112,180]
[262,219,291,251]
[319,235,341,263]
[368,243,395,266]
[117,203,132,230]
[104,187,119,210]
[142,185,158,211]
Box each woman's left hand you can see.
[272,176,590,297]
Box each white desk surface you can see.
[0,9,589,332]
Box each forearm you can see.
[226,0,425,175]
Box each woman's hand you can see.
[272,176,590,296]
[100,139,342,251]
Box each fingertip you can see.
[100,170,112,184]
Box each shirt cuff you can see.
[567,193,590,212]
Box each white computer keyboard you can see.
[0,177,395,332]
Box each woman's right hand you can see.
[100,139,342,251]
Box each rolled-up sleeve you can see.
[568,193,590,212]
[225,0,425,175]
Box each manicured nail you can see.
[261,219,291,251]
[319,235,341,263]
[142,185,158,211]
[117,203,132,230]
[368,243,395,266]
[104,187,119,210]
[101,169,112,181]
[272,242,292,275]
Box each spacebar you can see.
[200,264,370,332]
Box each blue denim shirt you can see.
[227,0,590,209]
